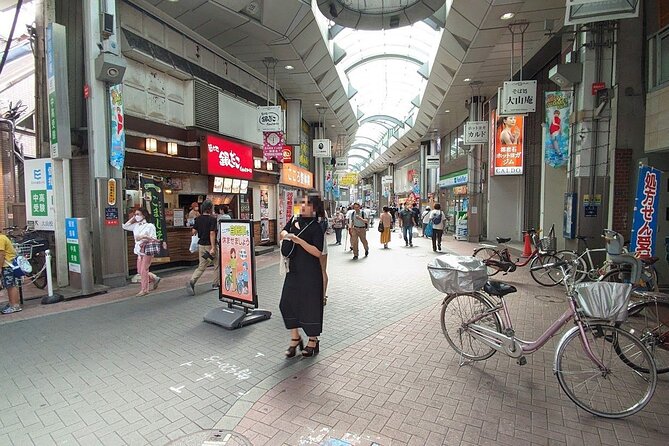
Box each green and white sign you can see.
[65,218,81,273]
[45,23,71,160]
[24,159,55,230]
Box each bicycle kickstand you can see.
[458,351,474,367]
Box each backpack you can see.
[431,211,443,225]
[8,255,32,278]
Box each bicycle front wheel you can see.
[555,250,587,283]
[555,324,656,418]
[440,292,502,361]
[473,247,502,276]
[529,254,563,286]
[617,300,669,374]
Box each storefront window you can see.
[449,127,458,160]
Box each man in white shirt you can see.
[349,203,369,260]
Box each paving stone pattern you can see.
[0,230,667,445]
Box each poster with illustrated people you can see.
[109,84,125,170]
[544,91,572,168]
[218,220,256,306]
[260,188,270,242]
[324,163,334,193]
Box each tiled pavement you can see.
[0,228,667,445]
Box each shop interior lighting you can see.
[500,12,515,20]
[254,159,262,169]
[266,161,273,171]
[167,142,178,156]
[145,138,157,152]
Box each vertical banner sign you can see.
[630,165,662,257]
[45,24,72,159]
[298,143,310,170]
[493,111,524,175]
[259,187,270,242]
[279,189,295,230]
[544,91,572,168]
[140,177,169,258]
[324,163,334,193]
[262,131,284,162]
[24,159,55,230]
[109,84,126,170]
[218,220,257,307]
[65,218,81,273]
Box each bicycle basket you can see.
[539,236,556,253]
[427,255,488,294]
[574,282,632,322]
[15,244,33,260]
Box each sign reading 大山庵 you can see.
[205,134,254,180]
[500,80,537,114]
[256,106,283,132]
[24,159,55,231]
[464,121,488,145]
[630,165,662,257]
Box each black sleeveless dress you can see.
[279,217,324,337]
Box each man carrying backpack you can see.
[429,203,446,252]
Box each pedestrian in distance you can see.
[332,208,345,245]
[429,203,446,252]
[218,204,232,221]
[411,203,421,228]
[316,199,330,305]
[122,207,161,296]
[379,206,393,249]
[0,232,22,314]
[349,202,369,259]
[187,202,200,226]
[398,203,415,247]
[421,206,431,237]
[186,199,220,294]
[280,195,325,358]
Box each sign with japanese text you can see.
[335,157,348,171]
[257,106,283,132]
[339,172,359,187]
[500,80,537,114]
[218,220,257,307]
[426,154,440,169]
[279,189,295,230]
[46,23,72,160]
[282,145,293,163]
[280,163,313,189]
[439,169,468,188]
[491,109,524,175]
[109,84,125,170]
[24,159,55,231]
[205,134,254,180]
[464,121,488,145]
[544,91,572,168]
[65,218,80,272]
[313,139,332,158]
[381,175,393,185]
[107,179,117,206]
[262,131,284,162]
[630,165,662,257]
[140,177,169,258]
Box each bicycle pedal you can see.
[516,356,527,366]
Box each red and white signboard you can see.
[205,134,253,179]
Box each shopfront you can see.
[393,154,420,206]
[439,169,468,235]
[278,163,314,231]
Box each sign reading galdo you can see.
[257,106,283,132]
[206,135,253,179]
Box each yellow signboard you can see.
[107,179,117,205]
[339,173,359,187]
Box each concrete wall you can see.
[486,175,524,242]
[644,86,669,153]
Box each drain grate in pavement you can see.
[167,430,251,446]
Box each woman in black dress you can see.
[280,195,325,357]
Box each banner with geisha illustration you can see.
[218,220,257,307]
[544,91,572,168]
[109,84,125,170]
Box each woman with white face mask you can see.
[123,207,161,296]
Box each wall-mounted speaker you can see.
[95,52,126,84]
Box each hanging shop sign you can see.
[262,131,284,162]
[544,91,572,168]
[381,175,393,185]
[257,105,283,132]
[463,121,489,145]
[24,159,55,231]
[140,176,169,258]
[491,109,524,176]
[500,80,537,114]
[324,163,334,193]
[109,84,125,170]
[282,145,293,163]
[630,165,662,257]
[426,154,440,169]
[313,139,332,158]
[205,134,253,180]
[438,169,468,188]
[335,157,348,171]
[218,220,257,307]
[339,172,359,187]
[107,179,117,206]
[280,163,313,189]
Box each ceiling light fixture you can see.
[314,103,321,106]
[500,12,515,20]
[444,110,450,113]
[167,142,178,156]
[464,78,471,82]
[285,65,294,70]
[145,138,157,152]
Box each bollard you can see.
[41,249,64,304]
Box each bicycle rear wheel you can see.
[473,247,502,276]
[617,300,669,374]
[555,250,587,283]
[440,292,502,361]
[529,254,563,286]
[555,324,656,418]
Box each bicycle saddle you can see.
[496,237,511,244]
[640,256,659,265]
[484,281,517,297]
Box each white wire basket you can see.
[14,243,34,260]
[574,282,632,322]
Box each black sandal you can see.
[302,338,320,357]
[285,338,304,358]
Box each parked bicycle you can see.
[472,228,563,286]
[4,226,49,289]
[431,256,657,419]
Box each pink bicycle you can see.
[439,260,657,418]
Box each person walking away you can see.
[0,233,22,314]
[332,208,345,245]
[122,207,161,296]
[349,203,369,259]
[379,206,393,249]
[421,207,431,237]
[187,200,220,294]
[280,195,325,358]
[429,203,446,252]
[411,203,421,229]
[399,203,415,247]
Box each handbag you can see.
[189,234,199,253]
[424,222,433,238]
[141,239,162,256]
[378,221,384,232]
[281,220,313,259]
